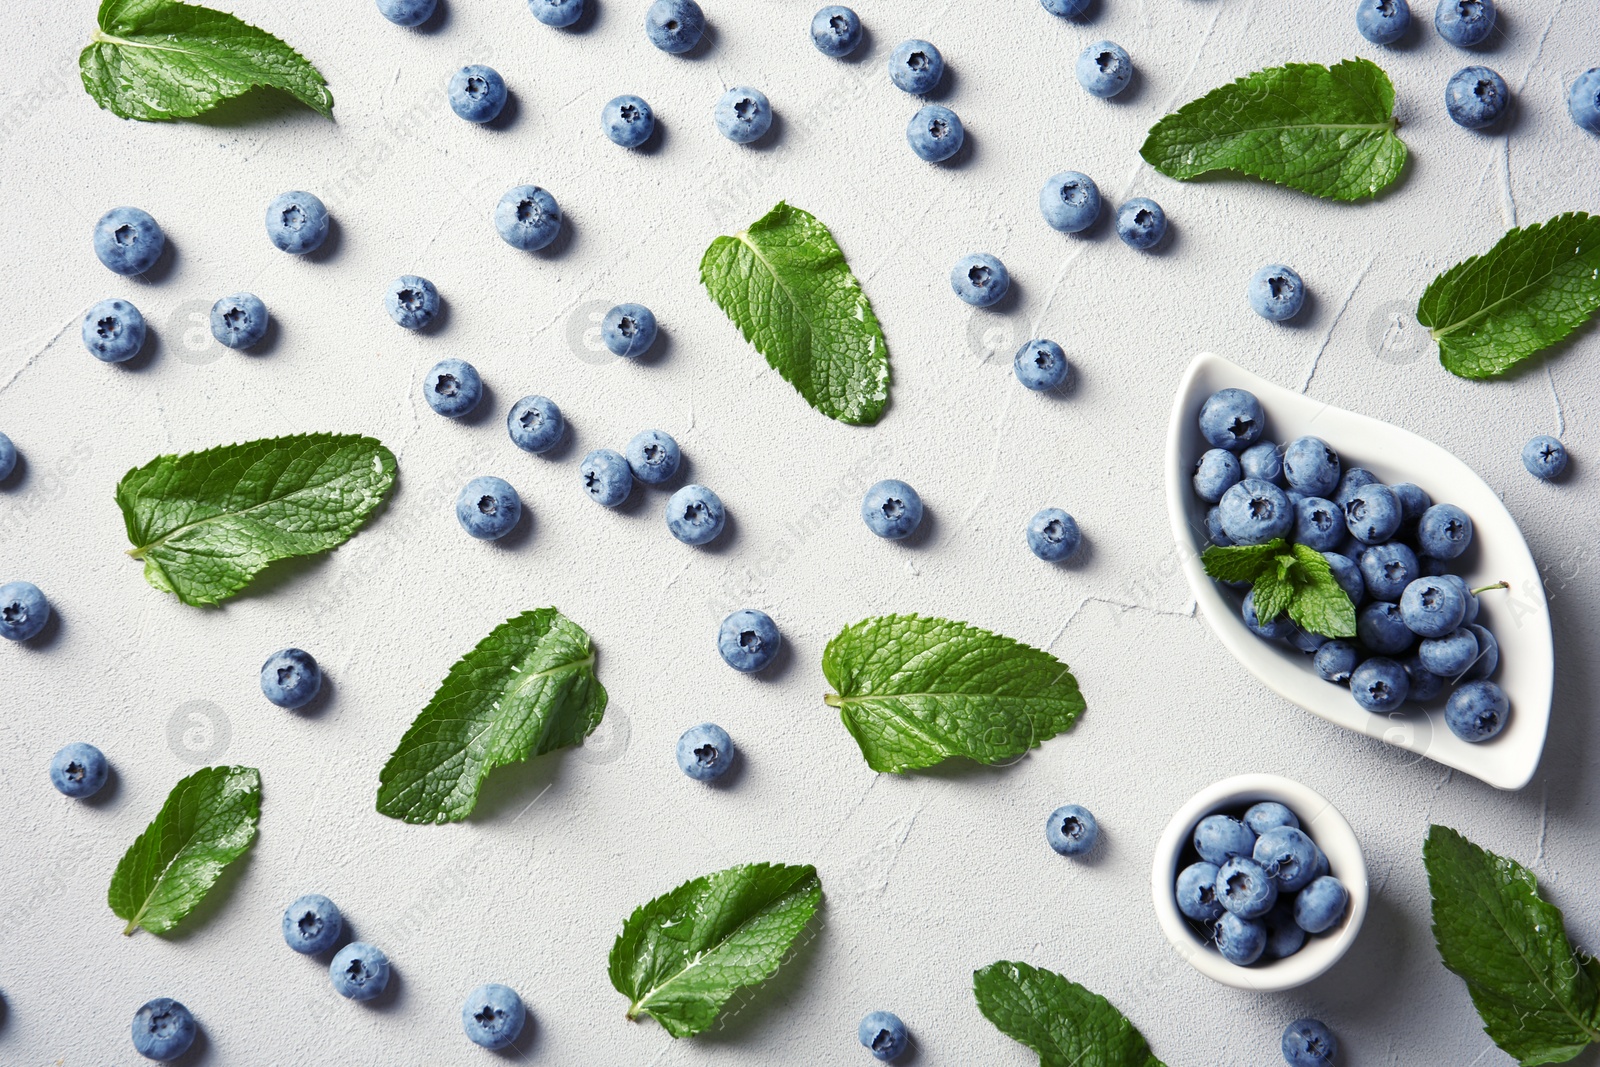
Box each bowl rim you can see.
[1150,773,1369,991]
[1163,352,1552,790]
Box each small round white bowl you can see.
[1150,773,1368,992]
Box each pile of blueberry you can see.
[1195,387,1515,745]
[1175,803,1350,968]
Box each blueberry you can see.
[1463,622,1499,679]
[1360,542,1419,602]
[719,609,781,673]
[1435,0,1495,47]
[1331,467,1377,510]
[50,742,108,798]
[859,1011,909,1061]
[93,207,165,276]
[1344,483,1401,545]
[1441,574,1480,623]
[888,39,943,94]
[1038,171,1101,234]
[448,65,508,124]
[456,476,523,540]
[1293,497,1344,551]
[210,292,269,350]
[1244,802,1300,836]
[1446,66,1509,129]
[1418,503,1472,560]
[602,303,658,358]
[462,983,526,1050]
[1215,912,1267,966]
[376,0,435,25]
[260,648,322,709]
[330,942,390,1001]
[1045,803,1099,856]
[1041,0,1091,15]
[1243,588,1296,641]
[1357,601,1413,655]
[626,429,680,484]
[132,998,196,1061]
[1176,861,1225,922]
[1293,877,1350,935]
[1283,1018,1339,1067]
[1402,653,1446,702]
[1194,814,1256,865]
[1076,41,1132,98]
[1027,507,1082,562]
[1522,435,1568,480]
[667,484,726,544]
[1323,551,1366,606]
[812,6,862,57]
[1218,478,1293,545]
[1249,263,1306,321]
[1014,339,1072,391]
[581,450,632,508]
[1238,443,1281,485]
[1194,449,1243,504]
[602,94,655,147]
[1351,656,1409,712]
[424,358,484,418]
[529,0,583,27]
[507,395,565,454]
[1399,576,1467,638]
[1109,199,1168,253]
[1263,899,1307,960]
[950,253,1010,307]
[1391,481,1432,526]
[1419,626,1479,677]
[0,432,13,482]
[1446,679,1509,741]
[1357,0,1411,42]
[1253,826,1319,892]
[1199,389,1265,451]
[385,275,440,330]
[1285,625,1329,655]
[1283,436,1340,495]
[0,581,50,641]
[677,722,735,780]
[82,298,146,363]
[264,191,329,255]
[282,894,343,955]
[1569,68,1600,133]
[1313,639,1361,684]
[906,104,964,162]
[646,0,705,52]
[715,87,773,144]
[1206,507,1234,547]
[494,185,562,251]
[862,479,923,540]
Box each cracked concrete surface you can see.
[0,1,1597,1065]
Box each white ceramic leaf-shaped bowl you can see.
[1165,353,1551,790]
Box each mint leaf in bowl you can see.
[81,0,333,121]
[1140,59,1406,202]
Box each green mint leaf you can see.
[973,961,1167,1067]
[822,615,1085,773]
[609,862,822,1038]
[700,201,891,425]
[109,765,260,936]
[1425,825,1600,1065]
[377,609,607,824]
[81,0,333,122]
[1285,543,1358,638]
[1140,59,1406,202]
[117,433,396,606]
[1251,571,1295,624]
[1200,539,1286,583]
[1418,213,1600,380]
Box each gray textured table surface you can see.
[2,1,1596,1063]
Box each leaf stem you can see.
[1471,581,1510,596]
[823,693,843,708]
